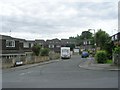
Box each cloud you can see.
[0,0,118,40]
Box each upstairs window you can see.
[31,43,34,47]
[112,36,114,41]
[6,40,15,47]
[115,35,118,40]
[24,42,29,48]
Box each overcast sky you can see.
[0,0,119,40]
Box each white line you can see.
[19,71,32,76]
[19,73,25,76]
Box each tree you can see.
[104,41,114,59]
[81,31,92,39]
[69,31,93,46]
[66,44,75,51]
[32,44,41,56]
[95,29,110,50]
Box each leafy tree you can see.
[113,46,120,54]
[69,31,93,46]
[32,44,41,56]
[66,44,75,51]
[104,41,114,59]
[81,31,92,39]
[95,29,110,50]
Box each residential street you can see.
[2,55,118,88]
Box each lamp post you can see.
[88,29,96,52]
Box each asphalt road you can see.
[2,55,118,88]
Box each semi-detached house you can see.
[0,35,35,59]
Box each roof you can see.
[0,34,26,42]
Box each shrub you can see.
[95,50,107,63]
[113,46,120,65]
[113,46,120,54]
[40,48,50,56]
[32,44,41,56]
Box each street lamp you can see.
[88,29,96,52]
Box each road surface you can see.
[2,55,118,88]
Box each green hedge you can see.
[40,48,50,56]
[95,50,108,63]
[113,46,120,54]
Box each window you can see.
[39,43,41,45]
[115,35,118,40]
[112,36,114,41]
[89,41,91,45]
[52,45,54,48]
[49,45,51,48]
[6,40,15,47]
[24,42,29,48]
[31,43,34,47]
[49,45,54,48]
[56,45,60,48]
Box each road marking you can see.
[19,71,33,76]
[19,73,25,76]
[27,71,32,74]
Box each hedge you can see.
[95,50,108,64]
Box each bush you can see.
[95,50,108,63]
[113,46,120,65]
[40,48,50,56]
[113,46,120,54]
[32,44,41,56]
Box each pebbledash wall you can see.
[113,53,120,65]
[2,52,60,69]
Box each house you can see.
[0,35,25,57]
[61,39,76,47]
[35,39,46,48]
[46,38,61,53]
[80,39,94,51]
[111,32,120,46]
[0,34,34,59]
[0,34,78,57]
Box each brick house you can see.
[35,39,46,48]
[46,38,61,53]
[0,35,35,58]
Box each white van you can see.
[61,47,71,59]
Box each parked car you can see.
[81,51,89,58]
[14,56,23,66]
[14,60,23,67]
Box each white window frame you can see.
[6,40,15,47]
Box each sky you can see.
[0,0,119,40]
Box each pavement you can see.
[79,57,120,71]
